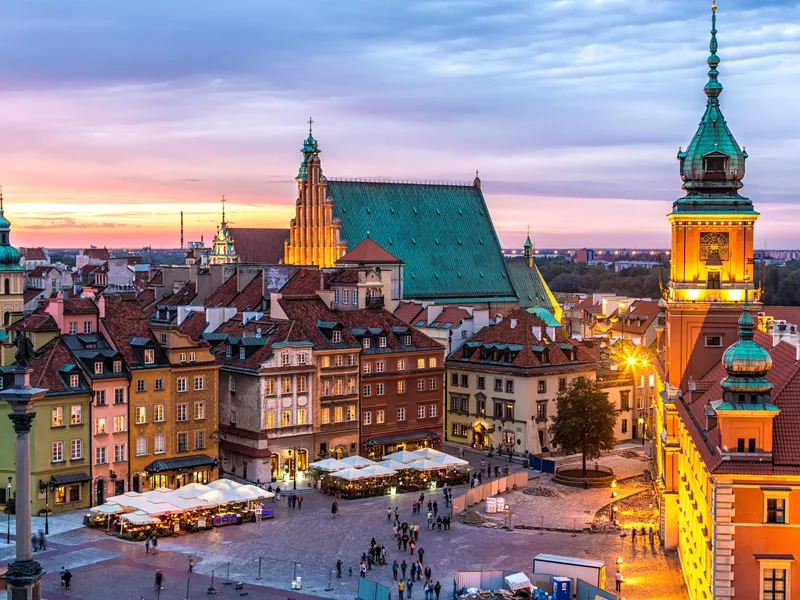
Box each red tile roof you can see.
[21,247,47,261]
[431,307,471,328]
[11,311,58,332]
[178,311,209,340]
[215,320,295,371]
[204,274,239,308]
[160,282,196,307]
[337,237,402,265]
[608,300,660,335]
[83,248,110,260]
[229,273,263,311]
[336,308,443,351]
[135,288,156,310]
[329,268,362,284]
[24,289,45,304]
[28,337,87,395]
[27,265,53,278]
[101,296,169,368]
[229,228,288,264]
[278,298,360,348]
[63,297,99,315]
[762,306,800,327]
[148,270,163,286]
[279,269,331,299]
[394,302,425,325]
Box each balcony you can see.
[366,295,384,309]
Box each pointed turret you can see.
[523,226,533,268]
[0,186,19,264]
[297,117,321,180]
[720,302,773,400]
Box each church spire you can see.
[704,1,722,102]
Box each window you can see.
[373,361,383,374]
[376,410,385,424]
[177,377,187,393]
[194,401,205,420]
[334,354,343,367]
[705,335,723,348]
[154,404,165,422]
[536,403,546,420]
[347,377,356,394]
[766,497,787,524]
[297,408,307,425]
[352,290,357,305]
[136,436,147,456]
[265,378,275,395]
[281,352,291,366]
[177,433,188,452]
[160,333,168,344]
[52,407,63,427]
[94,361,103,375]
[477,376,485,389]
[403,335,412,346]
[69,321,77,334]
[342,291,349,305]
[398,360,405,371]
[95,446,107,465]
[379,336,388,348]
[347,405,356,421]
[363,338,371,349]
[558,377,567,392]
[265,411,275,428]
[226,346,232,358]
[323,380,332,396]
[155,377,164,391]
[321,356,330,368]
[620,391,630,410]
[737,438,746,453]
[189,352,196,362]
[319,442,328,455]
[144,349,155,364]
[348,354,356,366]
[451,373,459,386]
[52,441,64,462]
[334,379,343,395]
[461,397,469,413]
[299,352,308,365]
[477,397,486,415]
[363,411,372,425]
[429,357,437,368]
[398,380,406,394]
[230,410,237,424]
[135,406,147,424]
[430,377,438,391]
[460,374,468,387]
[749,438,757,453]
[363,362,372,375]
[298,376,307,393]
[332,331,342,343]
[239,347,246,360]
[494,402,503,418]
[505,380,514,393]
[114,388,125,404]
[704,155,726,173]
[621,419,628,434]
[363,384,372,397]
[762,567,787,600]
[429,404,437,418]
[70,405,82,425]
[321,408,330,425]
[177,403,188,422]
[505,403,514,420]
[418,405,426,419]
[281,409,291,427]
[83,321,92,334]
[334,289,340,303]
[334,406,344,423]
[397,407,406,422]
[96,390,106,406]
[376,383,385,396]
[113,416,125,433]
[538,380,547,394]
[154,434,166,454]
[110,360,122,374]
[282,376,292,394]
[494,379,503,392]
[96,418,107,434]
[194,376,204,391]
[229,375,236,393]
[179,352,187,363]
[70,374,80,388]
[133,379,145,394]
[194,431,205,450]
[70,439,82,460]
[418,379,426,392]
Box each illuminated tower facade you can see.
[283,120,347,267]
[209,196,238,265]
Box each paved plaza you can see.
[0,462,687,600]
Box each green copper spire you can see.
[297,117,320,180]
[524,225,532,249]
[0,186,22,270]
[721,302,773,395]
[674,1,753,215]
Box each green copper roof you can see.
[673,5,752,215]
[526,306,562,327]
[329,180,516,300]
[713,401,780,412]
[721,303,774,393]
[506,257,562,319]
[523,234,532,249]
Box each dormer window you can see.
[363,338,371,349]
[69,374,80,388]
[379,336,387,348]
[332,330,342,343]
[113,360,122,373]
[282,352,291,366]
[704,155,727,173]
[94,362,103,375]
[334,289,340,304]
[403,335,412,347]
[144,349,155,365]
[226,346,232,359]
[239,347,246,360]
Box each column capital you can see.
[8,412,36,434]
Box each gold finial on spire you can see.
[308,117,314,133]
[711,0,717,11]
[221,194,226,224]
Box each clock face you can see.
[699,232,729,261]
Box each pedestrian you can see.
[154,569,164,590]
[381,546,387,565]
[427,511,433,529]
[436,516,442,532]
[276,486,281,502]
[409,539,416,556]
[407,578,414,599]
[395,507,400,520]
[188,554,194,573]
[615,570,623,592]
[459,447,464,458]
[349,566,353,577]
[38,530,46,551]
[419,492,425,504]
[427,500,432,513]
[495,465,500,477]
[336,559,343,578]
[418,548,425,564]
[433,501,438,517]
[64,569,72,591]
[397,534,403,550]
[299,495,304,509]
[632,528,636,545]
[367,552,374,570]
[477,471,482,484]
[424,565,431,583]
[401,560,408,579]
[445,516,451,531]
[331,501,338,518]
[423,582,430,600]
[145,537,151,554]
[360,563,367,578]
[640,526,646,537]
[398,579,405,600]
[32,534,39,553]
[416,561,422,581]
[411,562,417,580]
[151,536,158,555]
[392,560,399,581]
[414,523,419,540]
[402,533,409,551]
[434,581,441,600]
[60,567,66,589]
[388,507,393,521]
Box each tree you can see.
[549,377,617,476]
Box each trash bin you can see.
[551,576,571,600]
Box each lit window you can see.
[70,405,82,425]
[94,362,103,375]
[321,408,330,425]
[96,418,107,434]
[265,412,275,428]
[113,416,126,433]
[398,359,405,371]
[135,407,147,424]
[297,408,307,425]
[265,378,275,395]
[417,358,425,369]
[363,411,372,425]
[762,567,787,600]
[397,380,406,394]
[347,405,356,421]
[282,377,292,394]
[429,357,437,368]
[321,356,330,368]
[194,401,205,420]
[334,379,343,395]
[334,406,344,423]
[144,349,155,364]
[154,405,165,422]
[51,407,63,427]
[376,410,385,424]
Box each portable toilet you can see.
[551,576,571,600]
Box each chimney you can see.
[97,295,106,319]
[510,319,517,329]
[796,341,800,362]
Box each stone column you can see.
[2,368,47,600]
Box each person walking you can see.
[407,578,414,599]
[298,495,303,509]
[388,507,393,521]
[64,569,72,591]
[631,528,637,545]
[409,538,416,556]
[433,501,438,517]
[331,501,338,518]
[360,563,367,578]
[38,530,46,551]
[154,569,164,590]
[401,560,408,579]
[398,579,405,600]
[188,554,194,573]
[427,511,433,530]
[336,559,343,578]
[145,536,151,554]
[436,516,442,532]
[410,562,417,581]
[395,507,400,520]
[60,567,66,589]
[427,500,432,513]
[434,581,441,600]
[418,547,425,564]
[416,561,422,581]
[392,560,399,581]
[32,534,39,553]
[402,533,409,551]
[424,565,432,583]
[615,570,623,593]
[151,535,158,555]
[367,551,374,571]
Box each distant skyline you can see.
[2,0,799,249]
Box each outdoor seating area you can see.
[310,448,470,499]
[86,479,274,541]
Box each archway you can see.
[270,453,279,482]
[472,423,487,449]
[333,446,346,460]
[297,449,308,472]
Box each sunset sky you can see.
[2,0,799,249]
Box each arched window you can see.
[3,312,9,325]
[2,278,8,295]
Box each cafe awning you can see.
[51,472,91,485]
[365,431,439,446]
[121,511,160,525]
[144,454,217,474]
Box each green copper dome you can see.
[721,303,773,393]
[297,121,321,180]
[0,190,21,271]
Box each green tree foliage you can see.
[535,259,663,298]
[758,262,800,306]
[549,377,618,476]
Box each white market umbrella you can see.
[141,501,183,516]
[90,502,124,515]
[413,448,446,460]
[430,454,469,468]
[161,493,215,511]
[332,467,370,481]
[341,455,376,469]
[406,459,444,471]
[378,459,408,471]
[357,465,396,478]
[206,479,271,501]
[171,483,229,505]
[309,458,349,472]
[382,450,421,464]
[121,510,160,525]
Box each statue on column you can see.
[14,332,32,368]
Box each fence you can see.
[529,454,556,474]
[451,471,528,514]
[358,577,392,600]
[577,578,616,600]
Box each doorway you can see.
[297,449,308,472]
[174,474,185,489]
[270,454,279,482]
[132,474,140,493]
[114,479,124,495]
[95,478,105,506]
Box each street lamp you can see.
[38,480,53,535]
[6,477,11,543]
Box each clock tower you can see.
[665,0,758,392]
